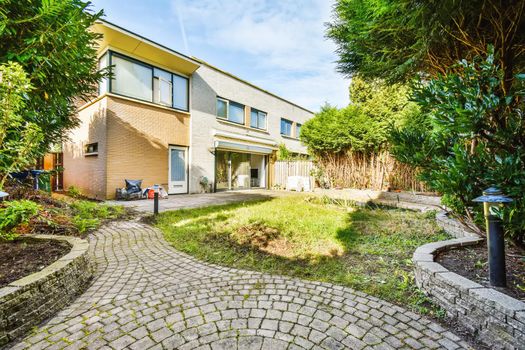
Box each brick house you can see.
[64,20,313,199]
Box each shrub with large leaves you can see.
[390,48,525,244]
[0,199,41,240]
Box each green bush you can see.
[301,77,419,155]
[67,185,82,198]
[0,200,41,240]
[390,47,525,244]
[71,216,100,233]
[68,200,125,233]
[70,200,124,220]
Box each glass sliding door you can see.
[230,153,250,189]
[215,151,229,190]
[215,151,269,191]
[250,154,266,188]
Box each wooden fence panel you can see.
[272,160,316,189]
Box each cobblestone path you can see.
[8,221,474,350]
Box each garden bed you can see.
[414,213,525,350]
[0,235,93,347]
[156,195,450,316]
[0,238,70,288]
[437,243,525,301]
[1,184,127,237]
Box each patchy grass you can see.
[156,195,449,315]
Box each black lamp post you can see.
[153,184,159,215]
[473,187,513,288]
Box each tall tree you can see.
[0,0,104,149]
[327,0,525,92]
[0,62,44,189]
[390,49,525,244]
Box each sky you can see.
[89,0,350,112]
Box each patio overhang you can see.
[211,130,278,155]
[214,141,274,155]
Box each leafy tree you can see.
[390,49,525,244]
[301,78,418,155]
[0,62,44,189]
[301,104,377,154]
[0,0,104,149]
[301,79,422,190]
[327,0,525,92]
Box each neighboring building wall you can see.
[105,96,190,198]
[190,65,313,193]
[63,98,108,199]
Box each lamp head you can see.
[473,187,513,205]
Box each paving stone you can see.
[108,335,134,350]
[309,329,327,343]
[129,336,155,350]
[238,336,263,349]
[150,327,172,342]
[210,337,237,350]
[261,337,288,350]
[6,221,472,350]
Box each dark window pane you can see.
[229,102,244,124]
[173,75,188,110]
[217,99,227,118]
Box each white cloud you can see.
[172,0,349,111]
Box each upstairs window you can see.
[250,108,267,130]
[98,52,109,95]
[106,52,189,111]
[112,55,153,101]
[217,98,228,118]
[296,123,302,138]
[228,102,245,124]
[153,68,173,106]
[173,75,189,110]
[216,98,245,125]
[280,118,293,136]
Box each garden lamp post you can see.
[153,184,160,215]
[473,187,513,288]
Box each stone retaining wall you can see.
[414,212,525,350]
[0,235,93,347]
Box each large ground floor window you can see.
[215,151,267,191]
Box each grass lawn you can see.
[156,195,449,316]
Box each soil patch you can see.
[437,243,525,301]
[0,238,71,288]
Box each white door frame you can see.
[168,145,188,194]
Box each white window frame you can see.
[281,118,293,137]
[217,97,229,120]
[295,123,302,138]
[228,101,245,125]
[155,76,173,106]
[251,109,267,130]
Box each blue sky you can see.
[89,0,350,112]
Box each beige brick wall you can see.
[63,98,108,199]
[105,96,190,198]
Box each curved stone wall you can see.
[0,235,93,347]
[414,212,525,350]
